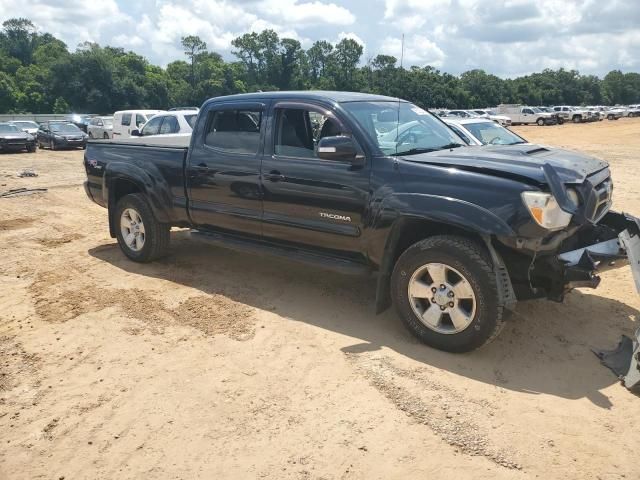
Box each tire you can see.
[27,144,36,153]
[391,235,504,353]
[558,117,564,125]
[536,118,545,126]
[49,139,56,151]
[88,132,94,139]
[607,114,614,121]
[103,132,109,139]
[572,115,581,123]
[114,193,170,263]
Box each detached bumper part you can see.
[557,212,640,293]
[557,237,627,289]
[593,328,640,392]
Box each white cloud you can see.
[0,0,638,76]
[379,35,445,67]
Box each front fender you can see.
[370,193,517,313]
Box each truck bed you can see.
[84,140,189,224]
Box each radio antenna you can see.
[394,34,405,156]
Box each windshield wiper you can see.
[391,147,439,156]
[436,142,464,150]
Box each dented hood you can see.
[403,144,608,184]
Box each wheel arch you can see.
[372,199,516,314]
[104,163,172,238]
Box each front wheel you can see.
[391,235,504,353]
[115,193,170,263]
[536,118,545,126]
[572,115,581,123]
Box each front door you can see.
[260,101,370,255]
[187,101,267,236]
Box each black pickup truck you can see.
[83,91,640,352]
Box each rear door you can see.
[187,101,267,236]
[260,100,370,254]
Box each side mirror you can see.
[130,129,141,137]
[317,135,363,165]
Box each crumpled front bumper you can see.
[557,211,640,292]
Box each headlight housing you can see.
[521,190,577,230]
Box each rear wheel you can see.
[115,193,170,263]
[572,115,581,123]
[536,118,545,126]
[88,132,94,139]
[49,139,56,151]
[391,235,504,352]
[103,132,109,139]
[608,114,614,120]
[27,144,36,153]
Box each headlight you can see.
[521,190,576,230]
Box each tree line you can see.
[1,17,639,114]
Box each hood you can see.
[401,144,608,184]
[56,132,84,138]
[0,132,29,140]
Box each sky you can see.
[1,0,639,78]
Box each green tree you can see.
[181,35,207,93]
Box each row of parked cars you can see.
[2,100,638,154]
[0,107,200,153]
[436,104,640,127]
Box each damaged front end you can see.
[555,211,640,295]
[507,164,640,301]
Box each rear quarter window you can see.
[121,113,132,126]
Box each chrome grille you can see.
[582,169,612,223]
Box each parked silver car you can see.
[87,116,114,139]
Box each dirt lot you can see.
[1,119,639,479]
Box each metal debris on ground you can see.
[593,327,640,393]
[16,169,38,178]
[0,187,48,198]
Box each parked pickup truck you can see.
[84,91,640,353]
[496,105,559,126]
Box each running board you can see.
[189,230,371,276]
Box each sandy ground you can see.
[1,119,639,480]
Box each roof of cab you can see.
[203,90,404,106]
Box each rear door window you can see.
[121,113,131,126]
[204,109,262,154]
[159,116,179,134]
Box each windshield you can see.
[463,122,526,145]
[51,123,82,133]
[185,114,197,129]
[0,124,20,133]
[530,107,543,113]
[13,121,38,128]
[342,101,465,156]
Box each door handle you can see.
[266,170,286,182]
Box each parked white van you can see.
[112,110,165,139]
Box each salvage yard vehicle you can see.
[37,121,88,150]
[87,116,114,139]
[444,118,527,146]
[112,110,165,139]
[10,120,39,136]
[126,110,198,146]
[552,106,595,123]
[83,91,640,353]
[470,109,512,126]
[496,105,559,125]
[0,122,37,152]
